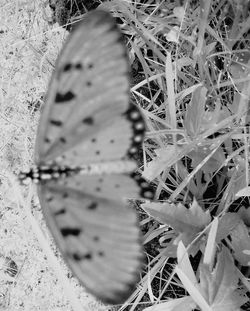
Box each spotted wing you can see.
[35,10,144,165]
[38,173,143,304]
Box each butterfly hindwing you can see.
[38,180,142,304]
[44,173,143,200]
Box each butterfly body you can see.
[20,10,153,304]
[20,159,138,182]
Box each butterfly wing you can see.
[35,10,138,164]
[38,174,143,304]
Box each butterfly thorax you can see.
[19,160,137,184]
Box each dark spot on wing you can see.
[87,202,98,210]
[86,81,92,87]
[72,253,81,260]
[83,253,92,260]
[91,138,96,143]
[98,251,104,257]
[54,208,66,216]
[87,63,93,69]
[93,236,99,241]
[82,117,94,125]
[73,252,92,261]
[63,63,82,72]
[95,187,101,192]
[50,119,63,126]
[75,63,82,69]
[63,193,68,198]
[46,196,53,202]
[110,139,114,143]
[45,137,51,143]
[55,91,75,103]
[60,137,67,143]
[115,184,120,188]
[95,150,100,155]
[61,227,81,237]
[63,64,72,72]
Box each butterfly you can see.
[19,10,153,304]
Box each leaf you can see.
[142,146,182,180]
[184,86,207,138]
[203,218,218,268]
[188,146,226,178]
[199,101,231,133]
[230,220,250,266]
[175,245,248,311]
[216,213,242,242]
[142,200,211,234]
[175,260,211,311]
[143,296,196,311]
[237,206,250,226]
[199,246,248,310]
[177,241,197,284]
[142,200,211,253]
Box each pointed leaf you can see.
[199,247,248,310]
[142,200,211,235]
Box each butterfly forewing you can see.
[32,10,151,304]
[36,10,130,163]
